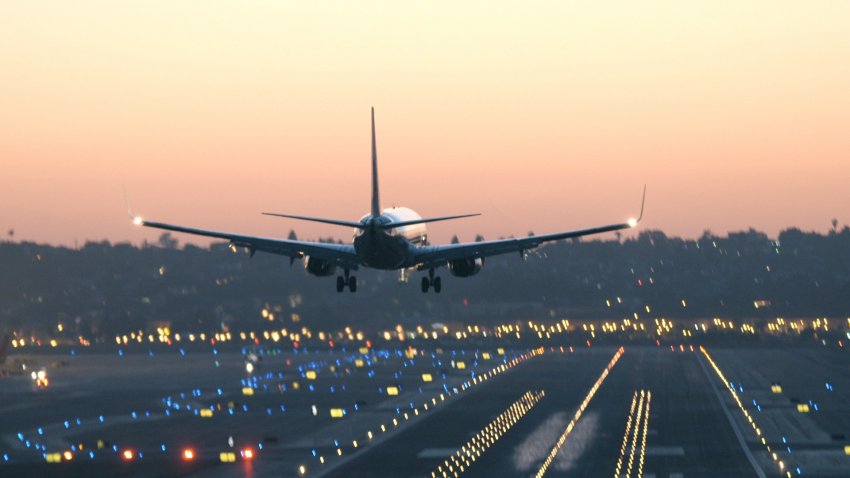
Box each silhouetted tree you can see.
[158,232,178,249]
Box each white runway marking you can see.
[512,412,568,472]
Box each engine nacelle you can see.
[304,256,336,277]
[447,258,484,277]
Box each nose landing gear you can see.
[420,269,441,293]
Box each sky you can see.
[2,1,849,247]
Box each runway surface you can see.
[2,344,849,477]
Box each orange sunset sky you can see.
[2,1,849,247]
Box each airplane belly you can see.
[354,232,409,270]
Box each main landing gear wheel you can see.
[421,270,442,293]
[337,269,356,293]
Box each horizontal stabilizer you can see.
[382,213,481,229]
[262,213,365,228]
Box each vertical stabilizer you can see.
[371,107,381,218]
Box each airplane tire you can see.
[348,276,357,293]
[336,276,345,292]
[421,277,430,293]
[433,277,442,293]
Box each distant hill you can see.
[1,227,849,336]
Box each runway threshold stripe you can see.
[534,346,625,478]
[429,389,545,478]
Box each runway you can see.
[321,346,761,478]
[2,344,849,477]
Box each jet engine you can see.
[447,258,484,277]
[304,257,336,277]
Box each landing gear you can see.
[420,269,441,293]
[337,269,357,293]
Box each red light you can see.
[182,448,195,461]
[122,449,135,461]
[242,448,254,460]
[63,451,74,461]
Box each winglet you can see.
[370,107,380,218]
[637,184,646,222]
[123,186,144,226]
[627,185,647,228]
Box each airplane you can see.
[131,108,645,293]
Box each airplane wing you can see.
[413,188,645,269]
[136,219,360,268]
[412,222,632,268]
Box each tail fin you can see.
[371,107,380,218]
